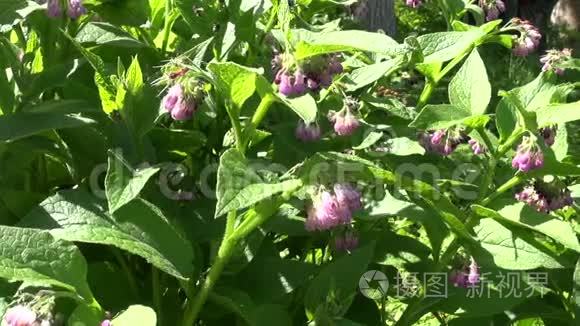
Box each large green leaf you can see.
[344,59,401,92]
[0,111,96,142]
[473,203,580,252]
[208,62,259,110]
[215,149,302,217]
[88,0,151,27]
[536,101,580,127]
[475,218,567,270]
[0,0,43,33]
[417,30,484,63]
[448,49,491,115]
[294,30,401,59]
[75,22,145,48]
[105,150,160,214]
[0,225,93,299]
[280,93,318,124]
[409,104,489,130]
[22,190,194,280]
[574,257,580,320]
[304,244,375,316]
[112,305,156,326]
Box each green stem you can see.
[161,0,173,56]
[416,81,435,109]
[181,187,300,325]
[477,128,496,156]
[241,95,275,152]
[417,45,473,108]
[152,267,162,325]
[259,6,278,44]
[14,24,27,49]
[480,175,524,206]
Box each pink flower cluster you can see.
[479,0,506,21]
[540,48,572,75]
[418,129,469,156]
[272,53,343,97]
[3,305,39,326]
[328,106,360,136]
[510,18,542,57]
[406,0,422,8]
[450,258,480,288]
[295,120,321,142]
[516,183,573,213]
[47,0,86,19]
[468,139,487,155]
[162,76,205,121]
[511,136,544,172]
[305,184,362,231]
[334,231,359,252]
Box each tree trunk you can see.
[356,0,397,36]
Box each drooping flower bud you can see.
[406,0,422,8]
[331,108,360,136]
[170,97,197,121]
[540,48,572,75]
[509,18,541,57]
[449,270,468,288]
[67,0,86,19]
[511,136,544,172]
[539,125,557,146]
[419,128,468,156]
[3,305,37,326]
[163,84,183,112]
[467,257,480,285]
[47,0,61,18]
[101,320,112,326]
[305,184,362,231]
[272,52,343,96]
[479,0,506,21]
[468,139,487,155]
[333,183,362,212]
[295,120,321,142]
[516,180,574,213]
[334,231,359,252]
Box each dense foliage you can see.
[1,0,580,325]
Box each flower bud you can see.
[47,0,61,17]
[3,305,37,326]
[468,139,486,155]
[406,0,422,8]
[511,136,543,172]
[332,108,360,136]
[295,120,321,142]
[67,0,86,19]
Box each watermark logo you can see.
[359,270,389,299]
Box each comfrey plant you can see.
[1,0,580,325]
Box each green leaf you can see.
[409,104,471,130]
[280,93,318,124]
[89,0,151,27]
[475,218,567,270]
[68,303,103,326]
[0,225,93,299]
[417,30,484,63]
[0,0,43,33]
[353,131,383,150]
[495,98,518,142]
[215,149,302,217]
[0,111,96,142]
[112,305,156,326]
[574,257,580,319]
[362,95,416,120]
[250,304,292,326]
[75,22,145,48]
[536,101,580,127]
[448,49,491,115]
[344,59,401,92]
[293,30,401,60]
[22,190,194,281]
[208,62,260,110]
[305,244,375,316]
[125,56,143,95]
[473,202,580,252]
[105,150,160,213]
